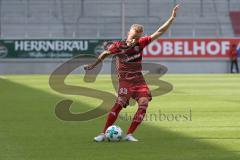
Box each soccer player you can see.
[84,4,180,142]
[230,44,239,73]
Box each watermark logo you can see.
[49,54,173,121]
[119,109,192,122]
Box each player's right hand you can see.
[84,64,95,70]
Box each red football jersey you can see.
[229,49,238,59]
[108,36,152,73]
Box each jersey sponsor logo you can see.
[125,53,141,62]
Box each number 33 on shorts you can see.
[119,88,128,95]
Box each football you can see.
[105,125,123,141]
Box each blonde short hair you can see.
[130,24,144,33]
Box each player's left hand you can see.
[171,4,180,18]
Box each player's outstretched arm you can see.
[84,50,111,70]
[150,4,180,41]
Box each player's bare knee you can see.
[138,97,149,108]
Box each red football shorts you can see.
[117,75,152,107]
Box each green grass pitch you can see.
[0,74,240,160]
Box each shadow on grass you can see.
[0,78,239,160]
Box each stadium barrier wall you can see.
[0,39,239,74]
[0,58,232,74]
